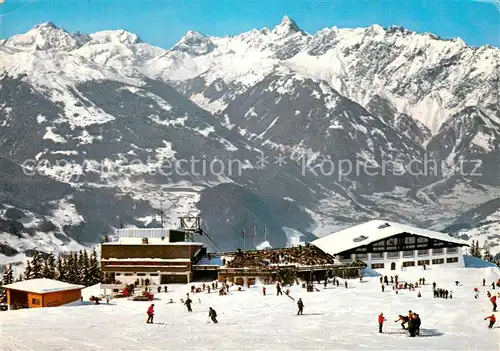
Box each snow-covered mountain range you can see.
[1,16,499,264]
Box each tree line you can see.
[1,249,102,302]
[469,240,500,265]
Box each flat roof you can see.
[3,278,84,294]
[312,220,468,256]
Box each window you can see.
[371,252,383,260]
[403,250,414,258]
[432,248,443,255]
[417,237,428,248]
[432,258,445,264]
[417,260,430,266]
[402,261,415,267]
[124,273,133,276]
[137,273,146,276]
[115,273,121,276]
[371,263,385,269]
[446,257,459,263]
[446,247,458,254]
[356,253,368,260]
[387,251,399,258]
[31,298,41,305]
[434,241,445,247]
[339,254,352,261]
[405,237,416,244]
[386,238,397,250]
[417,249,429,257]
[149,273,159,276]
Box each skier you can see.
[484,314,496,328]
[408,314,417,337]
[164,286,168,293]
[474,287,480,299]
[208,307,218,323]
[483,278,486,287]
[324,279,327,288]
[276,282,283,296]
[415,314,421,335]
[491,295,497,312]
[297,298,304,315]
[381,284,385,292]
[345,281,348,289]
[432,282,436,290]
[418,291,421,298]
[378,312,386,333]
[185,297,193,312]
[157,286,161,293]
[146,304,154,324]
[395,315,409,329]
[493,282,496,290]
[262,286,266,296]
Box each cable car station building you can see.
[312,220,469,271]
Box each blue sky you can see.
[1,0,499,48]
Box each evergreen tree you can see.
[65,252,79,285]
[89,248,102,285]
[30,252,44,279]
[16,274,23,282]
[79,250,91,286]
[55,254,66,282]
[3,264,14,285]
[483,246,493,262]
[42,253,56,280]
[24,261,33,280]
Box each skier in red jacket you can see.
[378,312,387,333]
[146,304,154,324]
[491,295,497,312]
[484,314,496,328]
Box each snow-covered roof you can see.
[117,228,170,238]
[104,237,204,246]
[102,258,191,262]
[3,278,84,294]
[312,220,468,255]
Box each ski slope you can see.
[1,266,499,350]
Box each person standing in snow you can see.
[490,295,497,312]
[381,284,385,292]
[484,314,496,328]
[262,286,266,296]
[345,281,348,289]
[378,312,386,333]
[146,304,154,324]
[297,298,304,315]
[474,287,480,299]
[276,282,283,296]
[185,297,193,312]
[483,278,486,286]
[415,314,421,335]
[208,307,218,323]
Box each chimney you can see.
[142,237,148,244]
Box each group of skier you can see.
[393,311,421,337]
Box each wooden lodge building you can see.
[313,220,469,271]
[3,278,84,310]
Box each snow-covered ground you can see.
[1,265,499,350]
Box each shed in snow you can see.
[3,278,84,310]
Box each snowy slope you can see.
[1,266,499,350]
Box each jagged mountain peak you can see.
[272,15,305,37]
[172,30,216,56]
[89,29,142,46]
[4,21,91,51]
[34,21,59,30]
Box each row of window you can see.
[343,247,458,261]
[370,257,459,269]
[115,273,159,277]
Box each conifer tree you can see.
[55,254,66,282]
[89,248,102,285]
[42,253,56,280]
[30,252,44,279]
[24,261,33,280]
[16,274,23,282]
[79,250,91,286]
[3,264,14,285]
